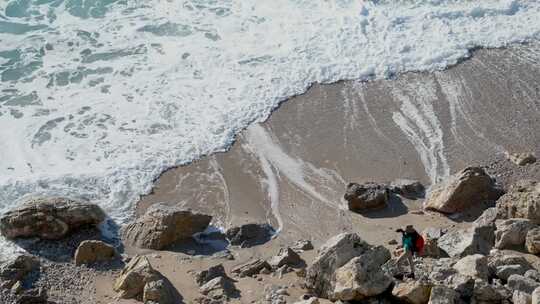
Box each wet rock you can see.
[507,274,540,294]
[392,281,432,304]
[495,218,535,250]
[526,227,540,255]
[306,233,376,298]
[0,255,40,289]
[113,255,175,303]
[453,254,488,281]
[195,264,226,286]
[507,152,537,166]
[329,246,391,301]
[497,180,540,224]
[122,203,212,250]
[0,197,105,240]
[423,167,502,214]
[344,182,389,212]
[437,225,494,257]
[292,240,313,251]
[513,290,532,304]
[231,259,271,278]
[225,223,274,247]
[390,179,425,199]
[269,247,304,269]
[428,285,460,304]
[74,240,116,265]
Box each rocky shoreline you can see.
[0,152,539,304]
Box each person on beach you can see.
[395,225,423,279]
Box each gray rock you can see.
[496,264,529,281]
[292,240,314,251]
[74,240,116,265]
[122,203,212,250]
[507,152,537,166]
[474,207,498,228]
[392,281,432,304]
[390,179,425,199]
[508,274,540,294]
[532,287,540,304]
[305,233,378,298]
[231,259,271,278]
[453,254,488,281]
[525,270,540,282]
[495,218,535,250]
[199,276,237,299]
[437,225,494,257]
[428,285,460,304]
[0,255,39,289]
[513,290,532,304]
[195,264,226,286]
[0,197,105,240]
[497,180,540,224]
[526,227,540,255]
[269,248,304,269]
[344,182,389,212]
[488,251,532,279]
[144,279,176,304]
[225,223,274,247]
[444,273,475,298]
[424,167,502,214]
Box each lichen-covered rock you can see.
[122,204,212,250]
[225,223,274,247]
[0,197,105,240]
[497,180,540,224]
[495,218,535,250]
[74,240,116,265]
[392,281,432,304]
[423,167,502,214]
[473,280,510,303]
[344,182,389,212]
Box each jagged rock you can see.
[231,259,271,278]
[390,179,425,199]
[428,285,460,304]
[199,276,238,299]
[122,204,211,250]
[474,207,498,228]
[513,290,532,304]
[437,225,494,257]
[453,254,488,281]
[508,274,540,294]
[0,197,105,240]
[0,255,40,289]
[526,227,540,255]
[269,248,304,269]
[113,255,175,303]
[344,182,389,212]
[423,167,502,214]
[392,281,432,304]
[74,240,116,265]
[422,228,446,258]
[292,240,314,251]
[444,273,475,298]
[507,152,537,166]
[497,180,540,224]
[532,287,540,304]
[473,280,509,303]
[495,218,535,249]
[225,223,274,247]
[330,247,392,301]
[195,264,226,286]
[306,233,379,298]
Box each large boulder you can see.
[423,167,502,214]
[392,281,432,304]
[74,240,116,265]
[305,233,389,298]
[344,182,389,212]
[390,179,425,199]
[497,180,540,224]
[225,223,274,247]
[437,225,494,257]
[526,227,540,255]
[428,285,460,304]
[495,219,535,250]
[0,255,39,289]
[488,251,532,280]
[113,255,176,303]
[330,247,392,301]
[122,204,212,250]
[0,197,105,240]
[453,254,489,281]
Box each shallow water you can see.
[1,0,540,257]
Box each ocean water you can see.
[1,0,540,256]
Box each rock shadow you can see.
[447,200,497,223]
[355,194,409,218]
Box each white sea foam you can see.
[1,0,540,257]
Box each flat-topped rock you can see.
[424,167,502,214]
[122,203,212,250]
[0,197,105,240]
[74,240,116,265]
